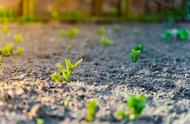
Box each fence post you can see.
[22,0,34,17]
[118,0,131,18]
[91,0,103,16]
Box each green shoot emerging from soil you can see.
[37,118,44,124]
[115,94,147,120]
[161,28,189,41]
[126,94,147,120]
[129,44,145,62]
[0,43,14,57]
[17,47,24,56]
[100,36,113,46]
[14,34,23,44]
[67,27,78,39]
[86,99,98,122]
[51,58,83,82]
[66,44,73,52]
[97,26,106,35]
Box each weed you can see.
[126,94,147,120]
[51,58,83,82]
[129,49,141,62]
[115,108,127,120]
[100,36,113,46]
[177,29,189,41]
[17,47,24,56]
[14,34,23,44]
[67,27,78,39]
[133,44,145,52]
[37,118,44,124]
[66,44,73,52]
[0,43,14,57]
[86,99,98,122]
[50,72,63,83]
[97,26,106,35]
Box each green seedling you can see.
[160,30,173,40]
[97,26,106,35]
[51,58,83,82]
[126,94,147,120]
[115,108,127,120]
[113,25,121,33]
[0,43,14,57]
[129,49,141,62]
[66,44,73,52]
[14,34,23,44]
[67,27,78,39]
[17,47,24,56]
[100,36,113,46]
[59,29,65,37]
[86,99,98,122]
[50,72,63,83]
[133,44,145,52]
[37,118,44,124]
[177,29,189,41]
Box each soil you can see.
[0,23,190,124]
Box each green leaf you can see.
[73,58,83,69]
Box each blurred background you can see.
[0,0,189,23]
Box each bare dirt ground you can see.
[0,23,190,124]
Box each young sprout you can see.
[113,25,121,33]
[129,44,145,62]
[115,107,127,120]
[17,47,24,56]
[177,29,189,41]
[67,27,78,39]
[51,58,83,82]
[126,94,147,120]
[50,72,63,83]
[66,44,73,52]
[14,34,23,44]
[86,99,98,122]
[59,29,65,37]
[100,36,113,46]
[37,118,44,124]
[160,30,173,40]
[0,43,14,57]
[97,26,106,35]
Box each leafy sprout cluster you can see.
[161,28,190,41]
[86,99,98,121]
[116,94,147,120]
[97,26,113,46]
[51,58,83,82]
[129,44,145,62]
[59,27,79,39]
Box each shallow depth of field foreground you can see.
[0,0,190,124]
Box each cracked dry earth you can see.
[0,23,190,124]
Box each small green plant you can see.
[66,44,73,52]
[14,34,23,44]
[51,58,83,82]
[115,94,147,121]
[37,118,44,124]
[0,43,14,57]
[86,99,98,122]
[17,47,24,56]
[129,44,145,62]
[67,27,78,39]
[161,28,189,41]
[126,95,147,120]
[97,26,106,35]
[59,29,65,37]
[129,49,141,62]
[100,36,113,46]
